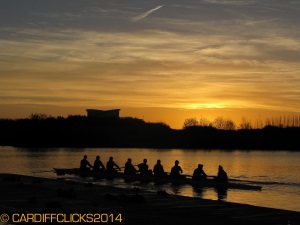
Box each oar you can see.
[183,174,216,178]
[184,174,192,177]
[228,178,261,184]
[121,165,139,168]
[32,170,55,173]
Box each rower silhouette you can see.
[106,157,121,173]
[153,159,165,177]
[170,160,184,179]
[124,158,137,175]
[80,155,92,171]
[93,156,105,172]
[192,164,207,180]
[137,159,153,176]
[216,165,228,182]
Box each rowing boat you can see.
[124,174,262,190]
[53,168,262,191]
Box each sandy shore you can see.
[0,173,299,225]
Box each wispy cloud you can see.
[245,18,281,25]
[131,5,164,22]
[202,0,252,5]
[1,0,300,120]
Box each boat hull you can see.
[53,168,262,191]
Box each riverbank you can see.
[1,116,300,150]
[0,173,299,225]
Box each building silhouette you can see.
[86,109,121,118]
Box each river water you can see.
[0,147,299,212]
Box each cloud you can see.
[1,0,300,115]
[202,0,250,5]
[245,18,281,25]
[131,5,164,22]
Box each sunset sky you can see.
[1,0,300,128]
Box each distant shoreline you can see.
[1,116,300,150]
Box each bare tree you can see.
[213,116,225,129]
[198,116,212,127]
[213,116,236,130]
[255,118,263,129]
[183,118,199,129]
[28,113,49,120]
[239,117,252,129]
[224,119,236,130]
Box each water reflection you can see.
[170,184,182,195]
[192,186,227,201]
[1,147,300,212]
[166,183,228,202]
[214,187,228,201]
[192,186,204,198]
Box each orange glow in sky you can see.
[1,0,300,129]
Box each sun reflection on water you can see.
[0,147,300,212]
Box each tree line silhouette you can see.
[0,113,299,150]
[183,115,300,130]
